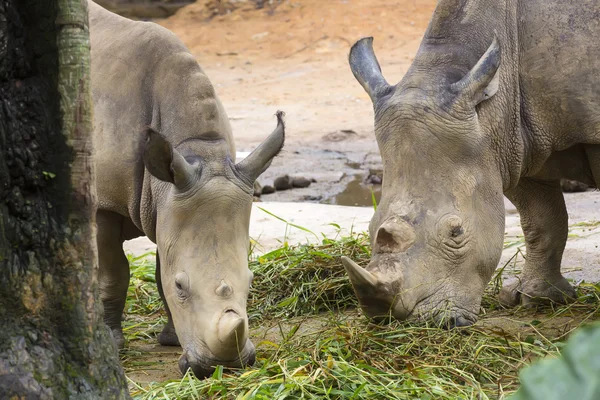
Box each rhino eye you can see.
[451,225,464,238]
[442,215,464,238]
[174,272,189,298]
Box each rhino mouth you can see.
[409,296,478,328]
[179,339,256,378]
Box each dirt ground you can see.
[123,0,600,387]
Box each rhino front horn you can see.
[218,312,246,349]
[348,37,392,102]
[341,256,379,288]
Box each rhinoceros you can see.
[88,1,285,377]
[343,0,599,327]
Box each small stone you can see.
[302,195,323,201]
[367,168,384,185]
[253,196,261,202]
[253,181,262,197]
[291,177,311,188]
[366,175,382,185]
[261,185,276,195]
[273,175,293,191]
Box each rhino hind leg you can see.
[156,251,180,346]
[97,210,131,349]
[500,178,576,306]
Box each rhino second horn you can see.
[341,256,379,287]
[450,34,501,107]
[236,111,285,183]
[218,311,246,348]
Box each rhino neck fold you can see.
[138,171,161,243]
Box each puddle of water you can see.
[327,175,382,207]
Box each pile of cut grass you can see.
[123,233,600,399]
[248,233,370,321]
[129,292,600,399]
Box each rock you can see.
[366,175,382,185]
[366,168,383,185]
[290,172,343,183]
[561,179,589,193]
[273,175,293,191]
[302,195,323,201]
[291,177,311,188]
[253,181,262,197]
[253,196,261,202]
[261,185,276,195]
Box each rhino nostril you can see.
[224,308,238,315]
[178,354,190,375]
[375,219,416,253]
[446,316,473,329]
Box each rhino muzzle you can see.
[341,256,477,328]
[177,309,255,378]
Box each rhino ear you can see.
[349,37,392,103]
[451,35,501,108]
[143,128,195,189]
[236,111,285,182]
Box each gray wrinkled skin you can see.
[88,1,285,377]
[344,0,600,327]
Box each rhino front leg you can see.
[500,178,576,306]
[156,251,180,346]
[97,210,131,348]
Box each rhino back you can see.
[519,0,600,155]
[88,0,234,228]
[402,0,600,186]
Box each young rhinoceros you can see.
[343,0,600,327]
[88,1,284,377]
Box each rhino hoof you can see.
[110,328,125,349]
[560,179,588,193]
[158,324,180,346]
[499,276,577,307]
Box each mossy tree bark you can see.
[0,0,129,398]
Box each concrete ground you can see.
[124,191,600,282]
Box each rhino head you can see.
[344,37,506,327]
[142,112,285,377]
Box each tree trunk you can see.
[0,0,129,398]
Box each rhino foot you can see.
[158,322,180,346]
[109,327,126,349]
[499,275,576,307]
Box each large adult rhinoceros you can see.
[88,1,284,377]
[343,0,599,327]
